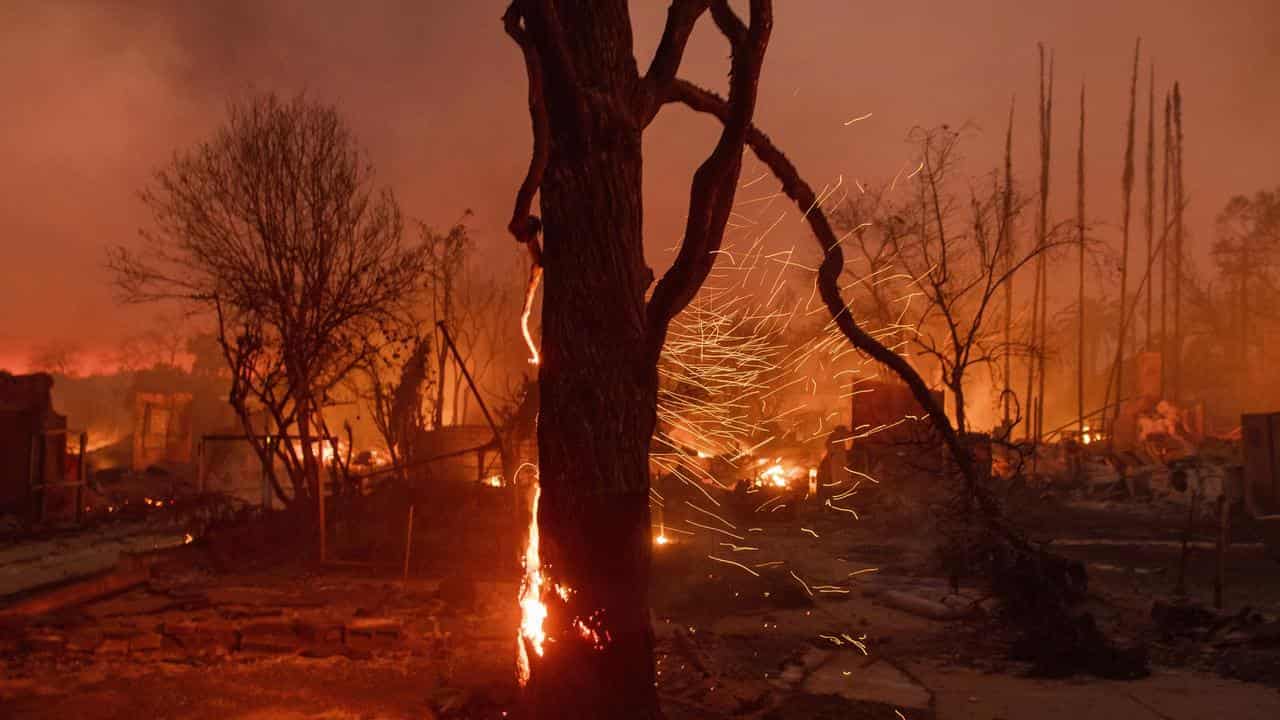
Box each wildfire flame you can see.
[755,458,804,489]
[521,266,543,365]
[516,484,546,686]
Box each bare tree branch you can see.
[666,78,997,511]
[709,0,748,47]
[503,3,548,261]
[109,92,427,508]
[638,1,711,125]
[645,0,772,361]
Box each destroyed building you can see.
[0,372,74,520]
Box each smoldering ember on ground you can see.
[2,2,1280,719]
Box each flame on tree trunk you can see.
[529,136,661,714]
[502,2,772,717]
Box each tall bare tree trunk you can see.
[535,131,658,718]
[534,106,653,720]
[1171,82,1185,402]
[1077,84,1087,434]
[1109,39,1140,443]
[1001,95,1015,429]
[1025,263,1041,439]
[521,9,656,712]
[1034,45,1054,440]
[505,3,771,716]
[1144,64,1155,349]
[1160,91,1171,396]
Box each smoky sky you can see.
[2,0,1277,369]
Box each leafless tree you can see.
[28,339,85,378]
[834,126,1066,435]
[113,314,189,372]
[108,92,429,511]
[1171,82,1186,401]
[1213,187,1280,410]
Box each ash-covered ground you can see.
[3,477,1279,720]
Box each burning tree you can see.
[109,92,429,513]
[504,1,1104,709]
[503,1,771,715]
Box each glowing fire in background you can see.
[515,476,612,685]
[753,457,808,489]
[1080,425,1105,445]
[516,484,546,686]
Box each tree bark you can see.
[532,108,660,720]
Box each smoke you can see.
[1,0,1277,368]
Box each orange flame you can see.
[516,484,546,686]
[521,265,543,366]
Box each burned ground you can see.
[3,476,1279,720]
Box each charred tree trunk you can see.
[1171,83,1185,403]
[1160,92,1171,396]
[1034,45,1054,441]
[1109,39,1140,443]
[504,3,770,717]
[534,137,659,715]
[1077,85,1087,434]
[1144,64,1155,349]
[1001,95,1015,430]
[523,9,657,712]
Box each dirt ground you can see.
[2,492,1279,719]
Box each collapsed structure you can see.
[0,372,79,523]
